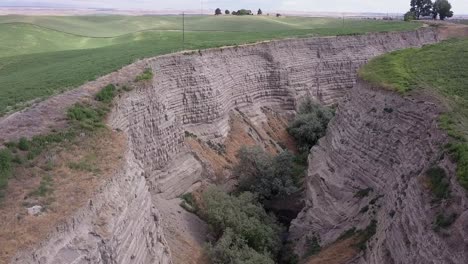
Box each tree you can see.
[410,0,433,19]
[433,0,454,20]
[208,228,275,264]
[287,98,334,153]
[215,8,222,15]
[404,10,417,21]
[225,9,230,15]
[234,147,300,201]
[258,9,263,15]
[276,13,282,17]
[202,187,282,254]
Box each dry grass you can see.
[0,129,126,263]
[304,236,360,264]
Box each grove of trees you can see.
[214,8,267,16]
[408,0,454,20]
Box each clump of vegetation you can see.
[135,68,153,82]
[426,166,450,201]
[288,97,334,153]
[18,137,30,151]
[184,131,197,138]
[305,235,321,257]
[0,149,13,197]
[67,103,107,131]
[180,192,198,213]
[30,175,53,197]
[208,228,275,264]
[434,212,457,231]
[202,187,282,263]
[234,146,302,201]
[354,187,373,198]
[355,219,377,250]
[447,143,468,190]
[95,84,116,103]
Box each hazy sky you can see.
[2,0,468,14]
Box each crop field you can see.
[0,15,421,115]
[360,38,468,189]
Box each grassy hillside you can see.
[359,38,468,189]
[0,15,421,115]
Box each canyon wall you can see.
[289,81,468,263]
[10,27,456,263]
[110,28,441,200]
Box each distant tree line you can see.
[215,8,266,16]
[405,0,454,21]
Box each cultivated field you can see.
[0,15,421,115]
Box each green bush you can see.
[447,143,468,190]
[288,98,334,153]
[202,187,282,255]
[135,68,153,82]
[95,84,116,103]
[434,213,457,231]
[0,149,13,192]
[18,137,30,151]
[404,11,417,21]
[305,235,321,257]
[235,147,300,201]
[208,228,275,264]
[67,104,106,130]
[426,166,450,201]
[355,219,377,250]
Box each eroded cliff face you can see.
[10,28,454,264]
[290,81,468,263]
[110,28,441,200]
[11,150,172,264]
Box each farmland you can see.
[0,15,421,115]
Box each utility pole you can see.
[182,12,185,50]
[201,0,203,16]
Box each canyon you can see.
[3,26,467,263]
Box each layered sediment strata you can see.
[11,151,172,264]
[9,28,449,263]
[290,81,468,263]
[110,28,441,200]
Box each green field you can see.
[0,15,421,115]
[359,38,468,189]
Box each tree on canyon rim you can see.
[432,0,454,20]
[410,0,434,18]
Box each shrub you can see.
[202,187,282,255]
[135,68,153,82]
[30,175,53,197]
[426,166,450,201]
[67,104,106,130]
[404,11,417,21]
[208,228,275,264]
[305,235,321,257]
[355,219,377,250]
[288,98,334,153]
[18,137,30,151]
[447,143,468,190]
[354,187,373,198]
[235,147,300,201]
[434,213,457,231]
[0,149,13,191]
[95,84,116,103]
